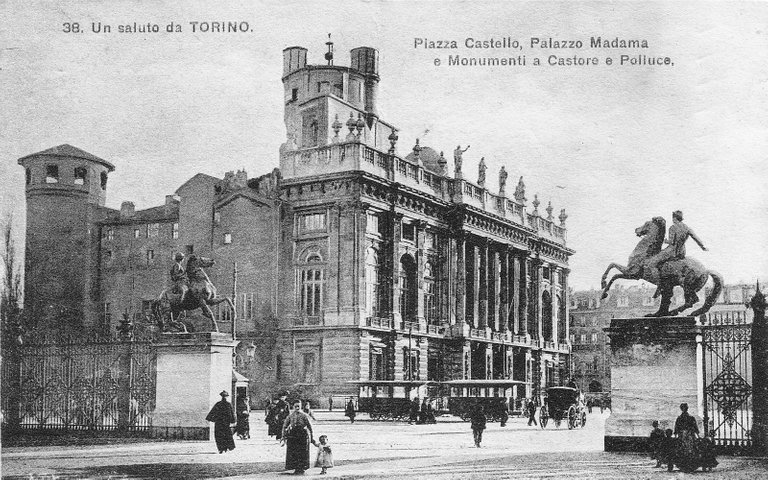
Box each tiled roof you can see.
[18,144,115,171]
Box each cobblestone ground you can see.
[2,412,767,479]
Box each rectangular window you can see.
[366,213,379,234]
[146,249,155,264]
[223,233,232,244]
[147,223,159,238]
[74,167,87,185]
[580,333,587,344]
[301,212,326,232]
[570,333,575,344]
[591,333,598,344]
[424,282,435,323]
[45,165,59,183]
[106,228,114,241]
[103,302,112,329]
[214,211,221,225]
[172,222,179,239]
[424,231,436,249]
[104,250,112,262]
[301,353,317,384]
[403,349,420,381]
[618,296,629,307]
[370,348,384,380]
[134,228,141,239]
[300,268,324,316]
[240,293,256,321]
[291,88,298,101]
[401,222,415,242]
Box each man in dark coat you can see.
[344,397,356,423]
[273,393,290,440]
[206,390,236,453]
[470,404,487,447]
[409,397,420,425]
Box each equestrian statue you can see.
[152,252,235,332]
[600,211,723,317]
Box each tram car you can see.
[539,386,586,429]
[352,380,440,421]
[444,380,526,422]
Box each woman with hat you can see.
[206,390,236,453]
[282,399,314,475]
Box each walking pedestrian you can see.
[235,394,251,440]
[328,396,333,412]
[274,392,290,441]
[649,420,664,467]
[409,397,420,425]
[303,399,317,421]
[526,398,538,427]
[205,390,236,453]
[344,397,356,424]
[470,404,487,447]
[313,434,334,475]
[282,400,314,475]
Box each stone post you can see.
[750,285,767,455]
[153,332,237,439]
[604,317,700,451]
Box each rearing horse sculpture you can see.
[600,217,722,317]
[152,255,235,332]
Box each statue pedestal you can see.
[152,332,236,440]
[604,317,701,451]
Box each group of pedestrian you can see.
[648,403,718,473]
[209,391,334,475]
[408,397,437,425]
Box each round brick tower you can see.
[17,144,114,328]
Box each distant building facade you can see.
[570,283,757,394]
[19,43,574,404]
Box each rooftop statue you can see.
[499,166,508,195]
[152,254,235,332]
[454,144,469,178]
[477,157,487,186]
[600,212,722,317]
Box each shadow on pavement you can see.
[1,456,422,480]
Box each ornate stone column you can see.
[453,231,466,326]
[499,248,509,333]
[518,252,528,337]
[472,243,481,328]
[415,220,428,329]
[391,212,404,324]
[478,240,488,330]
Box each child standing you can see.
[313,434,334,475]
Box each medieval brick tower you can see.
[17,144,114,328]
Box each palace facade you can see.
[18,44,574,404]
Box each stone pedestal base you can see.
[604,317,701,451]
[152,332,236,440]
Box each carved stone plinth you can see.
[604,317,701,452]
[152,332,236,440]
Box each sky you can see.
[1,0,766,291]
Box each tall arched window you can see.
[399,254,417,320]
[423,260,436,324]
[365,248,379,317]
[542,290,553,341]
[299,250,325,318]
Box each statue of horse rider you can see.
[170,252,188,304]
[650,210,708,297]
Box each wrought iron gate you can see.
[701,311,753,452]
[2,330,156,433]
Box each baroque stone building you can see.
[18,44,574,404]
[570,283,757,395]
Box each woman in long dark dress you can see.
[282,400,314,474]
[205,390,236,453]
[673,403,701,472]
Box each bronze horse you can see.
[600,217,722,317]
[152,255,235,332]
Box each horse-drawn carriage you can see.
[540,386,586,429]
[444,380,525,423]
[353,380,440,421]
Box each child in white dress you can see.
[313,434,334,474]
